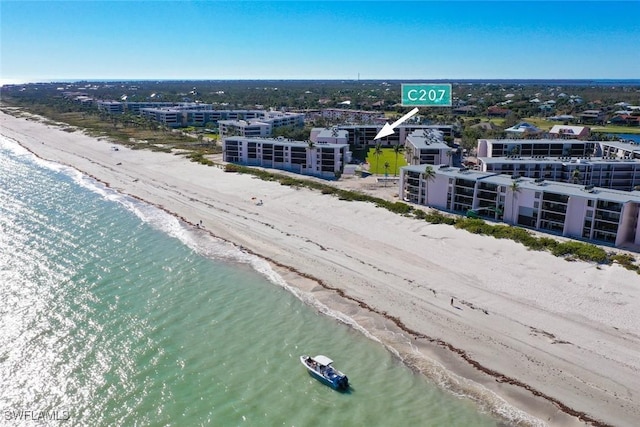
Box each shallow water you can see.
[0,136,500,426]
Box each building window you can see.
[586,210,593,218]
[587,200,594,207]
[535,192,541,199]
[534,201,539,209]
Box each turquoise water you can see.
[0,136,499,426]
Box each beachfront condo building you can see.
[336,124,455,148]
[599,140,640,160]
[139,108,267,128]
[477,138,598,158]
[223,137,351,179]
[218,112,305,138]
[399,165,640,248]
[96,101,125,114]
[404,129,452,166]
[477,157,640,191]
[310,127,349,145]
[303,108,385,124]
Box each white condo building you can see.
[404,129,452,166]
[310,127,349,145]
[219,112,305,137]
[477,138,598,158]
[400,165,640,248]
[477,157,640,191]
[223,137,351,179]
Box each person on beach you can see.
[450,297,454,306]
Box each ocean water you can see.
[0,136,500,426]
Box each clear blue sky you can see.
[1,1,639,83]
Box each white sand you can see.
[2,111,639,426]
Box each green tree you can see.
[393,143,404,176]
[571,168,581,184]
[461,127,482,151]
[422,165,436,205]
[373,143,383,175]
[510,181,521,224]
[306,140,316,170]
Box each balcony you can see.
[592,230,617,244]
[542,192,569,203]
[596,201,622,213]
[477,190,498,201]
[455,187,475,197]
[540,211,566,223]
[541,202,568,213]
[594,211,621,223]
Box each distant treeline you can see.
[2,80,639,113]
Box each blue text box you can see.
[401,84,452,107]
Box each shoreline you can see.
[2,111,639,426]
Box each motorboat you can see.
[300,355,349,390]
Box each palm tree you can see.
[393,144,404,176]
[509,181,521,224]
[306,140,316,171]
[373,142,383,175]
[422,165,436,205]
[382,161,391,186]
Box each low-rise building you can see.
[223,137,351,179]
[305,108,384,124]
[404,130,451,166]
[399,165,640,248]
[477,138,598,158]
[487,106,511,117]
[96,101,124,114]
[609,114,640,127]
[548,125,591,139]
[337,124,455,148]
[219,112,304,137]
[219,120,272,137]
[310,127,349,144]
[600,140,640,160]
[139,108,182,127]
[477,156,640,191]
[578,110,606,125]
[504,122,543,138]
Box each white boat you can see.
[300,355,349,390]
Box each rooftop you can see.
[478,156,640,166]
[481,138,598,145]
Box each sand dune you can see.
[2,111,639,426]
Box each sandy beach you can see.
[2,110,639,426]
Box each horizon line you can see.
[4,78,640,85]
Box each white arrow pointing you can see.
[374,107,420,140]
